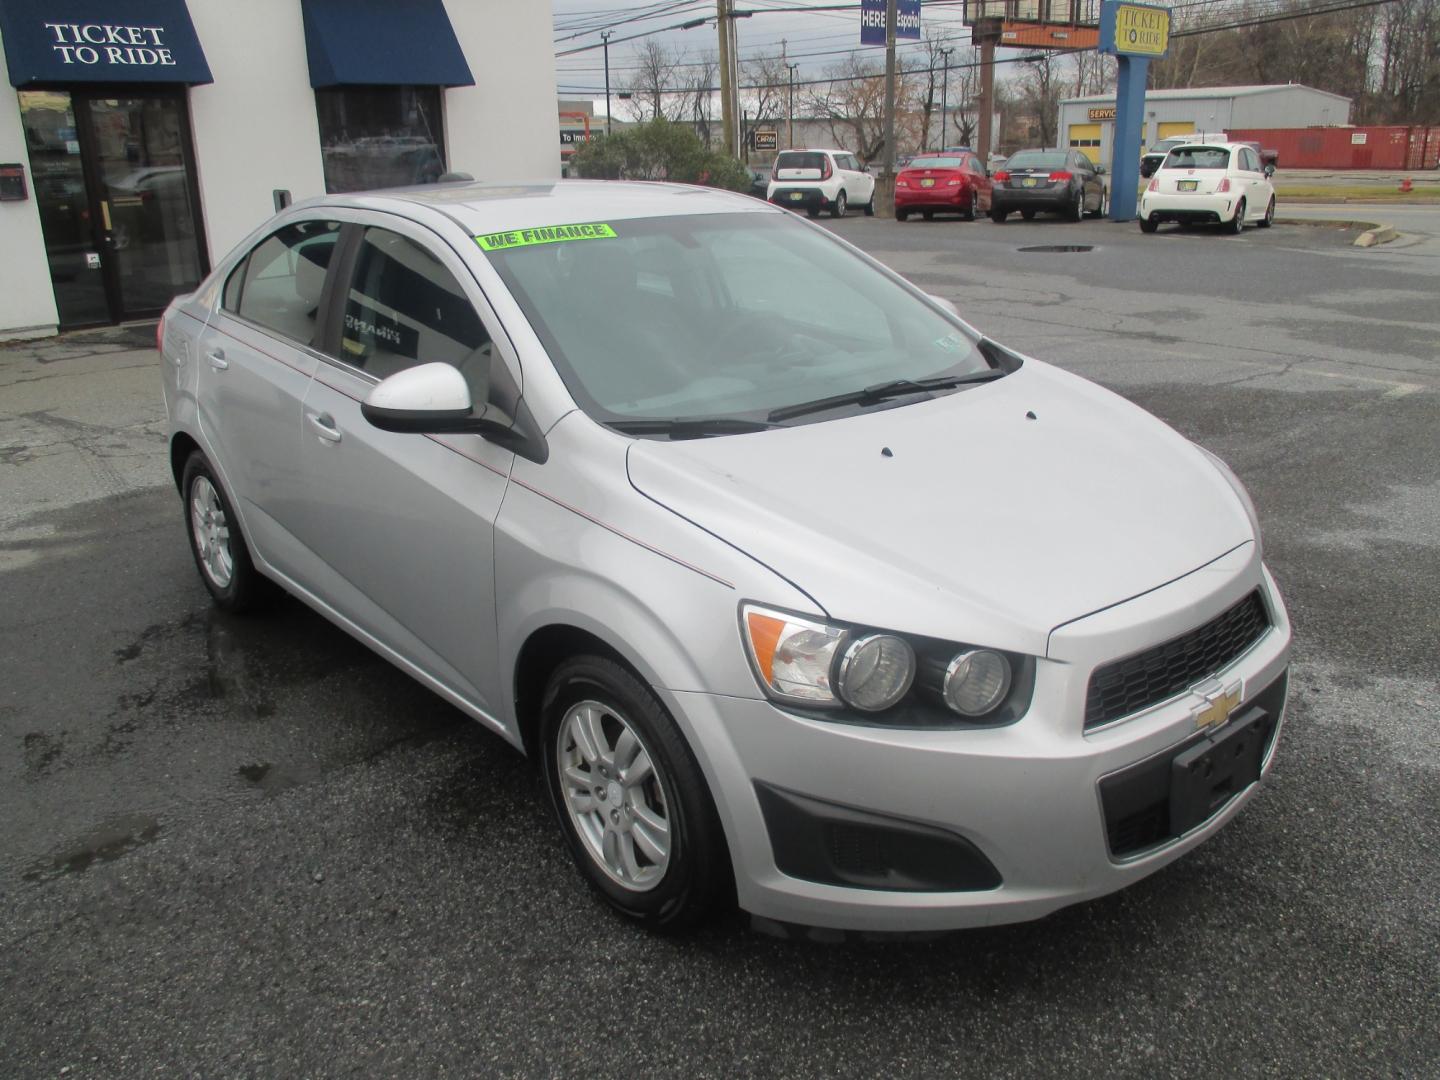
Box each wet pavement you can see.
[2,218,1438,1077]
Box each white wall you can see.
[443,0,559,181]
[186,0,327,267]
[0,49,61,339]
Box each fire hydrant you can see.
[1399,177,1414,193]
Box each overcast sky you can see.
[551,0,984,111]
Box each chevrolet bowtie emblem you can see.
[1192,679,1243,732]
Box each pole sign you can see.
[753,129,778,151]
[860,0,920,46]
[1099,1,1171,57]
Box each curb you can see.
[1352,223,1399,247]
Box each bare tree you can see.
[1017,53,1062,148]
[742,52,791,130]
[682,52,719,146]
[804,57,893,162]
[623,40,687,122]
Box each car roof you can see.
[778,148,847,155]
[295,179,774,236]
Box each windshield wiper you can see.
[607,417,780,439]
[766,369,1006,423]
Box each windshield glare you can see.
[1164,147,1230,169]
[1007,151,1067,169]
[483,213,991,426]
[907,156,966,169]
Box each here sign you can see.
[1099,1,1171,58]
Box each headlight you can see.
[742,605,846,706]
[836,634,915,712]
[943,649,1012,716]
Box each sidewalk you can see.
[0,324,169,546]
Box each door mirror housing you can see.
[1263,163,1276,178]
[361,362,474,433]
[1095,164,1107,175]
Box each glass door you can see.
[76,93,207,321]
[18,91,109,327]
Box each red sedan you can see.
[894,152,993,222]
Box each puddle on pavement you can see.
[237,761,324,797]
[23,812,161,883]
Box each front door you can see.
[19,89,207,328]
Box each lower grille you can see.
[1085,590,1270,730]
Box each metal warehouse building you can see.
[0,0,559,340]
[1058,84,1353,170]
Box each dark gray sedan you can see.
[989,148,1106,222]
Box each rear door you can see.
[196,218,343,576]
[289,217,515,716]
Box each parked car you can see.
[989,148,1106,222]
[1139,141,1276,234]
[1140,133,1230,178]
[767,148,876,218]
[895,151,992,221]
[745,166,770,201]
[160,180,1290,934]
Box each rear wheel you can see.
[1258,196,1275,228]
[1067,188,1084,222]
[1088,188,1107,218]
[1139,215,1159,234]
[863,193,875,216]
[181,451,274,612]
[540,655,731,931]
[896,209,909,222]
[1226,198,1247,234]
[831,191,847,219]
[963,189,978,221]
[989,208,1007,223]
[806,206,820,219]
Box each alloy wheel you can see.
[556,699,672,892]
[189,476,233,589]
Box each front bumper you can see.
[664,553,1291,933]
[1141,192,1237,224]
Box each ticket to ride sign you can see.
[1099,1,1171,58]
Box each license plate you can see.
[1022,178,1038,188]
[1168,706,1273,834]
[920,178,935,188]
[1177,180,1198,192]
[789,192,804,201]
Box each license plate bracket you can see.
[920,178,935,188]
[789,192,804,201]
[1169,706,1272,835]
[1178,180,1198,191]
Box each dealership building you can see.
[1059,84,1353,168]
[0,0,559,339]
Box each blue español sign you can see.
[860,0,921,46]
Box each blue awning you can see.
[0,0,212,87]
[301,0,473,89]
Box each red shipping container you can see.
[1226,126,1440,169]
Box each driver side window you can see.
[339,227,492,404]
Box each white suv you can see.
[767,148,876,218]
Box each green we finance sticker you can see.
[476,222,617,251]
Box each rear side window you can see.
[225,220,342,346]
[776,152,826,172]
[1164,147,1230,170]
[339,227,491,401]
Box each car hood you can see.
[625,359,1254,657]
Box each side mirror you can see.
[1095,164,1107,175]
[362,361,513,440]
[1263,164,1276,178]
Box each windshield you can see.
[1164,147,1230,169]
[1006,151,1067,170]
[906,156,966,169]
[482,213,993,427]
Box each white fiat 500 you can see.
[1139,141,1276,234]
[160,181,1290,934]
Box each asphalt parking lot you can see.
[3,210,1438,1077]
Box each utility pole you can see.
[974,17,1001,168]
[939,47,953,151]
[877,0,898,216]
[601,30,613,136]
[716,0,734,159]
[787,62,799,148]
[727,4,741,157]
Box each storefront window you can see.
[314,86,446,193]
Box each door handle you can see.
[308,412,342,443]
[206,348,228,370]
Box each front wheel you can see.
[806,206,820,219]
[540,655,731,931]
[896,208,909,222]
[831,191,847,219]
[1258,196,1275,228]
[1226,198,1247,234]
[1020,209,1036,221]
[990,208,1007,223]
[181,451,273,611]
[1139,215,1159,234]
[1088,188,1107,218]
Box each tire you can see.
[1067,188,1084,222]
[863,195,875,216]
[990,208,1007,223]
[1088,188,1107,218]
[963,189,978,221]
[806,207,819,219]
[1226,198,1246,234]
[1258,196,1275,228]
[831,191,847,218]
[1020,209,1036,221]
[896,209,909,222]
[540,655,731,932]
[1139,216,1159,234]
[180,450,274,612]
